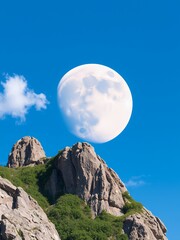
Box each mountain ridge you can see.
[0,136,167,240]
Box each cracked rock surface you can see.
[8,136,46,167]
[47,142,127,217]
[123,208,167,240]
[0,176,60,240]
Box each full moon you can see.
[57,64,133,143]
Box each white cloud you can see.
[125,176,146,188]
[0,75,49,121]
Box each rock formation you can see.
[4,139,168,239]
[46,142,127,217]
[45,142,167,240]
[8,136,46,167]
[0,176,60,240]
[123,208,167,240]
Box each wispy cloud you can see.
[125,175,147,188]
[0,75,49,121]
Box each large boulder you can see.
[123,208,167,240]
[0,176,60,240]
[8,136,46,167]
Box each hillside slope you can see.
[0,137,167,240]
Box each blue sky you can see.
[0,1,179,239]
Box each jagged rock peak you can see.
[45,142,168,240]
[7,136,46,168]
[47,142,127,217]
[0,176,60,240]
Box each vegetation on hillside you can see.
[122,191,143,215]
[0,155,59,208]
[0,157,143,240]
[48,194,128,240]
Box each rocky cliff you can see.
[0,176,60,240]
[8,136,46,167]
[46,142,167,239]
[5,137,167,240]
[46,142,127,217]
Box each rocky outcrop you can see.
[0,176,60,240]
[5,139,168,240]
[45,142,167,239]
[123,208,167,240]
[46,142,127,216]
[8,136,46,167]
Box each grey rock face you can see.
[0,176,60,240]
[47,142,127,216]
[46,142,167,239]
[8,136,46,167]
[123,208,167,240]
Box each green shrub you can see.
[122,191,143,215]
